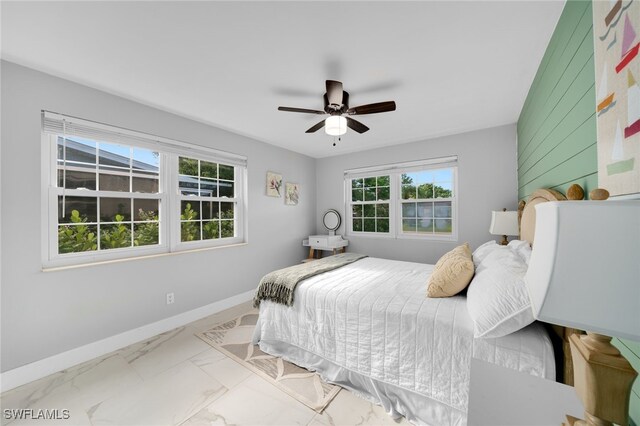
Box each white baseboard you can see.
[0,290,254,393]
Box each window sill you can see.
[42,242,248,272]
[346,232,457,242]
[396,233,458,242]
[345,232,394,239]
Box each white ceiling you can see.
[1,1,564,158]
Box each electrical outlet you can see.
[166,292,175,305]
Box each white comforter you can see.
[253,257,555,425]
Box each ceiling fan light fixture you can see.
[325,116,347,136]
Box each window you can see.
[400,168,454,235]
[350,176,390,233]
[345,157,457,240]
[177,156,237,242]
[56,137,161,255]
[43,112,247,267]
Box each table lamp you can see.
[489,208,519,245]
[525,200,640,426]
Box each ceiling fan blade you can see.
[326,80,344,106]
[346,117,369,134]
[305,120,326,133]
[278,106,326,115]
[347,101,396,115]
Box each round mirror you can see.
[322,209,341,232]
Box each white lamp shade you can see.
[489,210,519,236]
[524,200,640,341]
[325,116,347,136]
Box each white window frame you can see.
[41,111,247,268]
[44,134,169,265]
[344,172,397,238]
[344,157,458,241]
[170,155,245,252]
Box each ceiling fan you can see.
[278,80,396,135]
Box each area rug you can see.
[196,310,341,412]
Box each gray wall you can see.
[0,61,316,372]
[315,124,518,264]
[0,60,518,373]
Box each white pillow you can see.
[471,240,500,268]
[472,239,532,268]
[508,239,532,266]
[466,247,534,338]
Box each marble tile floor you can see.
[1,302,410,426]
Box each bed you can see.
[252,188,570,426]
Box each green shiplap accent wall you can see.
[517,1,639,424]
[517,0,597,201]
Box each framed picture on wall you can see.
[266,171,282,197]
[285,182,299,205]
[593,0,640,197]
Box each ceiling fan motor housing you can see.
[324,91,349,113]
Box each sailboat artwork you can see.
[616,13,640,73]
[599,0,633,42]
[594,0,640,195]
[597,65,617,116]
[625,69,640,137]
[608,32,618,51]
[607,121,635,175]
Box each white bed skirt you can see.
[258,338,466,426]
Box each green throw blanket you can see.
[253,252,368,307]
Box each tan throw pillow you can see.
[427,243,475,298]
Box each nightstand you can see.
[468,359,584,426]
[303,235,348,260]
